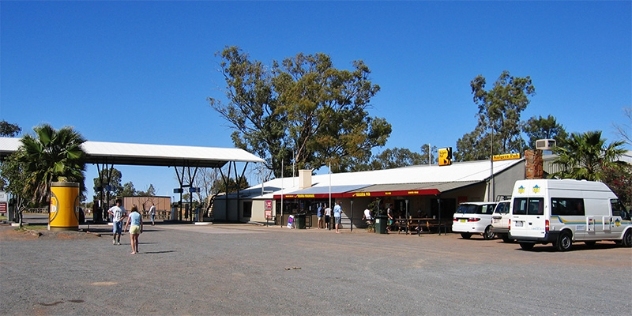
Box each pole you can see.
[350,200,354,232]
[405,199,409,234]
[490,128,494,202]
[328,162,332,231]
[438,196,443,235]
[281,158,284,228]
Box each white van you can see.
[509,179,632,251]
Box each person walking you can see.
[148,202,156,226]
[108,199,126,245]
[333,201,342,233]
[124,205,143,254]
[324,204,332,230]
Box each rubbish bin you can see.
[374,215,388,234]
[49,182,80,231]
[294,214,306,229]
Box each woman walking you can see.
[124,205,143,254]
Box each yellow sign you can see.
[492,153,520,161]
[352,192,371,197]
[438,147,452,166]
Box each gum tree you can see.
[209,46,392,176]
[456,71,535,161]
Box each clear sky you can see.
[2,1,630,201]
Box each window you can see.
[551,198,584,216]
[495,202,510,214]
[611,199,630,220]
[456,203,495,214]
[513,198,544,215]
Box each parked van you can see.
[509,179,632,251]
[452,202,497,239]
[491,200,513,242]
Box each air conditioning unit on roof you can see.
[535,139,556,150]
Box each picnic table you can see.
[394,217,448,235]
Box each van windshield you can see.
[456,204,493,214]
[494,202,510,214]
[513,198,544,215]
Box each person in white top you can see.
[148,202,156,226]
[333,202,342,233]
[324,204,332,230]
[108,199,126,245]
[363,207,372,225]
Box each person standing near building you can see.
[333,201,342,233]
[324,204,332,230]
[316,204,324,229]
[148,202,156,226]
[386,204,394,233]
[363,207,373,225]
[108,199,126,245]
[124,205,143,254]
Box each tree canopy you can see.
[93,167,123,199]
[551,130,627,181]
[0,120,21,137]
[352,147,428,171]
[209,46,391,177]
[456,71,535,161]
[3,124,86,207]
[523,115,568,149]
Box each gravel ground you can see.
[0,217,630,316]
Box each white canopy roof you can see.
[0,137,264,168]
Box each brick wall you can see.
[525,149,543,179]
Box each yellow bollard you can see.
[49,182,80,231]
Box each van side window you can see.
[611,199,630,220]
[513,198,544,215]
[551,198,584,216]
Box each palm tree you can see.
[19,124,87,205]
[551,130,626,181]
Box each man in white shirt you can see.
[333,202,342,233]
[148,203,156,226]
[108,199,126,245]
[363,207,372,225]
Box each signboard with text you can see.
[492,153,521,161]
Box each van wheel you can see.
[622,230,632,247]
[483,226,495,240]
[556,231,572,251]
[519,243,534,250]
[502,235,513,243]
[460,233,472,239]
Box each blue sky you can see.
[2,1,630,201]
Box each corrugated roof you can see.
[352,181,479,194]
[283,184,370,195]
[244,158,523,199]
[0,137,264,168]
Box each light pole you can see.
[328,162,332,230]
[350,199,354,232]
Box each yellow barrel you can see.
[49,182,80,231]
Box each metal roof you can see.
[254,158,524,199]
[350,181,480,195]
[0,137,264,168]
